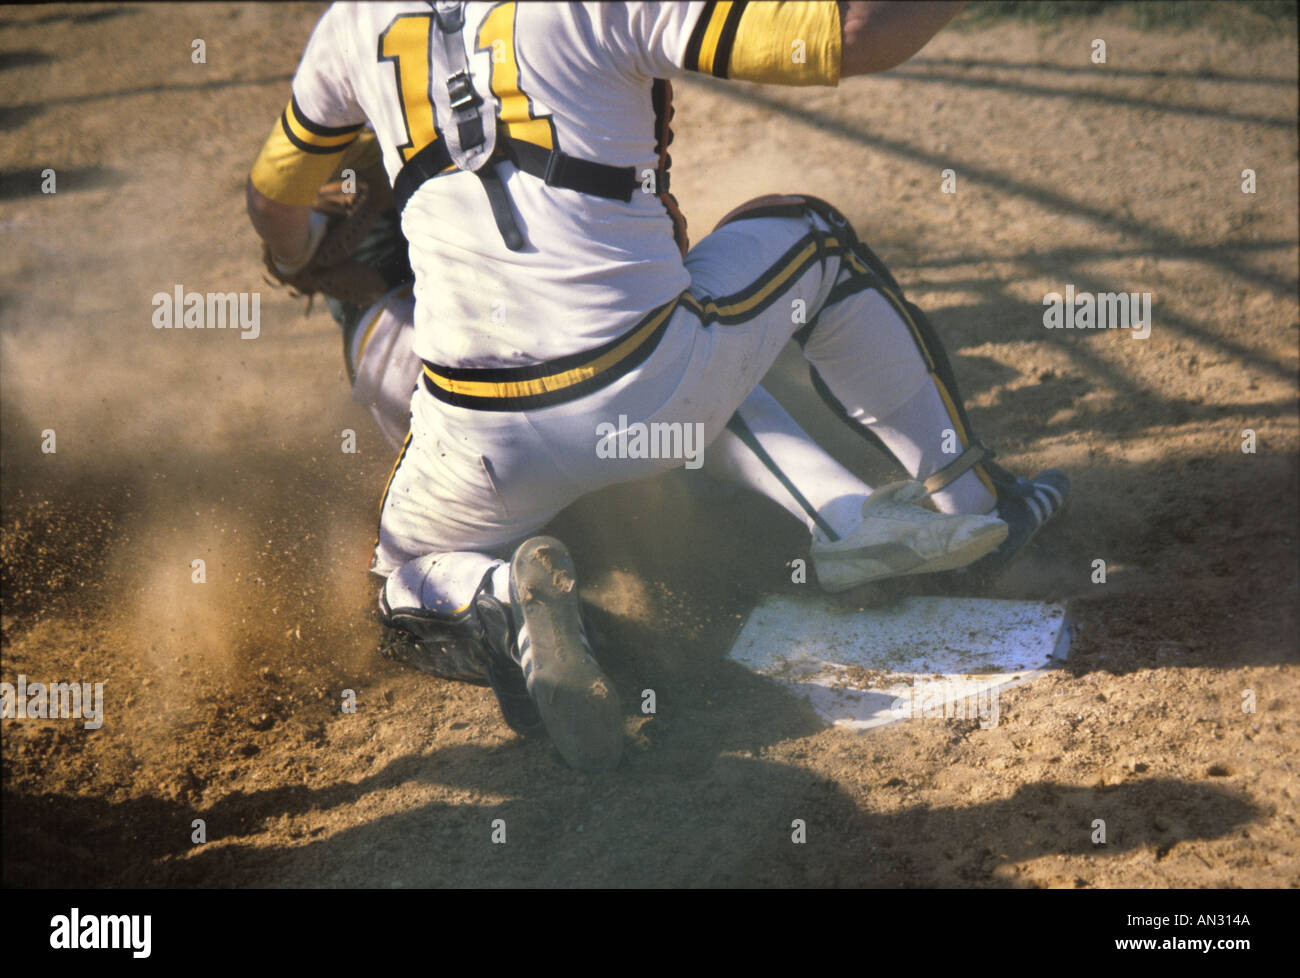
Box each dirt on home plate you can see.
[1,3,1297,888]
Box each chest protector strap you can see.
[394,2,664,250]
[424,1,525,249]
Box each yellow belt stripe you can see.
[424,296,679,399]
[424,230,841,402]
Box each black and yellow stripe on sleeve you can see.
[281,95,364,153]
[249,97,365,206]
[684,1,746,78]
[685,1,841,86]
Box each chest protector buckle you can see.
[429,1,525,250]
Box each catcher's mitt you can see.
[263,180,389,307]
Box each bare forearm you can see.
[246,179,313,264]
[839,1,965,77]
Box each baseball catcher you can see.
[247,0,1068,772]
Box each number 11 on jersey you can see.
[379,2,556,164]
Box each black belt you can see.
[392,135,665,215]
[419,292,682,411]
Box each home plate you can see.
[728,595,1071,731]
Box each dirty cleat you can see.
[509,536,623,772]
[811,481,1008,592]
[470,585,546,739]
[967,467,1070,573]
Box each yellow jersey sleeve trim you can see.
[728,2,842,86]
[249,100,360,206]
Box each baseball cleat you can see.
[966,466,1071,573]
[470,584,546,740]
[376,589,490,686]
[507,536,623,772]
[811,481,1008,592]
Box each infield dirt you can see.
[2,3,1296,887]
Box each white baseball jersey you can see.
[251,1,841,371]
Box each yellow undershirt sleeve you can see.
[728,1,841,86]
[684,2,841,86]
[249,98,363,206]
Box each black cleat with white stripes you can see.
[471,588,547,740]
[964,466,1070,575]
